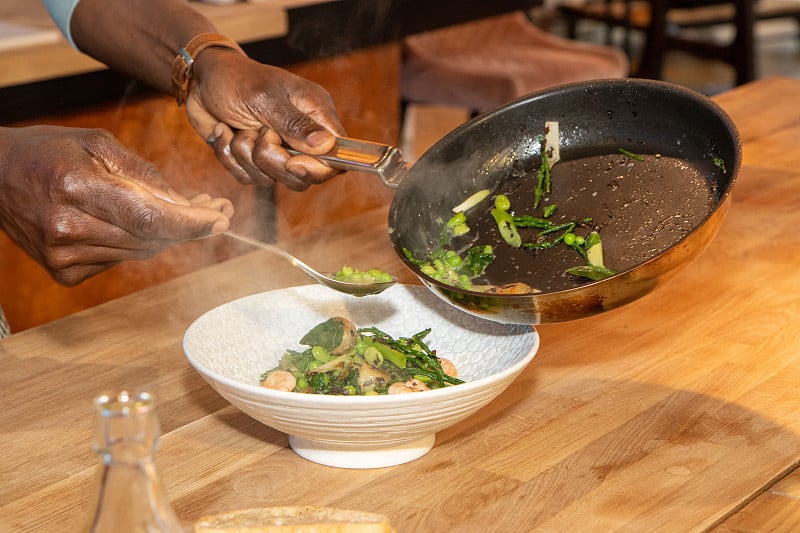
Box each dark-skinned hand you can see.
[0,125,233,285]
[186,49,347,191]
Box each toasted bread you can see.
[193,506,396,533]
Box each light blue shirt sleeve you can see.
[42,0,82,49]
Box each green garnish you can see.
[334,265,394,284]
[534,141,552,209]
[564,231,617,281]
[491,207,522,248]
[300,318,343,351]
[565,265,617,281]
[451,188,491,213]
[404,245,494,290]
[619,148,645,161]
[261,319,463,395]
[713,156,727,174]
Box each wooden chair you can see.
[559,0,800,86]
[400,10,630,117]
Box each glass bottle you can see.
[84,390,184,533]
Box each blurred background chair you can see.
[400,10,629,117]
[559,0,800,86]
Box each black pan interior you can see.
[388,79,739,294]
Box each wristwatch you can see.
[171,32,244,105]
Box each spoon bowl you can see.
[223,232,397,297]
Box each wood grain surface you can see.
[1,77,799,532]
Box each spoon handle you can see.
[285,137,407,189]
[224,231,316,278]
[222,231,398,297]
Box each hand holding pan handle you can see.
[285,137,407,189]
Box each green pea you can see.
[312,345,331,362]
[445,253,463,267]
[367,268,393,282]
[563,233,576,246]
[447,212,467,228]
[495,194,511,211]
[451,223,470,236]
[355,339,368,355]
[575,235,585,246]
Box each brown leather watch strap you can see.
[171,33,244,105]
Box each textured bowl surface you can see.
[183,284,539,468]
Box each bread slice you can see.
[193,506,396,533]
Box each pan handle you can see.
[285,137,407,189]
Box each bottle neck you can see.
[85,391,183,533]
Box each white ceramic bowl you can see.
[183,284,539,468]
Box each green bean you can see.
[522,241,556,250]
[619,147,644,161]
[513,215,552,229]
[539,222,575,237]
[565,264,617,281]
[534,147,551,208]
[543,204,558,218]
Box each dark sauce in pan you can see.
[464,152,717,293]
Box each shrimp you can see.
[438,357,458,378]
[260,370,296,392]
[387,378,431,394]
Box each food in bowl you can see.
[260,317,461,395]
[182,284,539,468]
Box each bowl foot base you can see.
[288,434,435,468]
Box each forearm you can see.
[69,0,217,96]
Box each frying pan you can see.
[302,79,740,324]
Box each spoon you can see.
[223,231,398,297]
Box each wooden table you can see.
[2,77,800,531]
